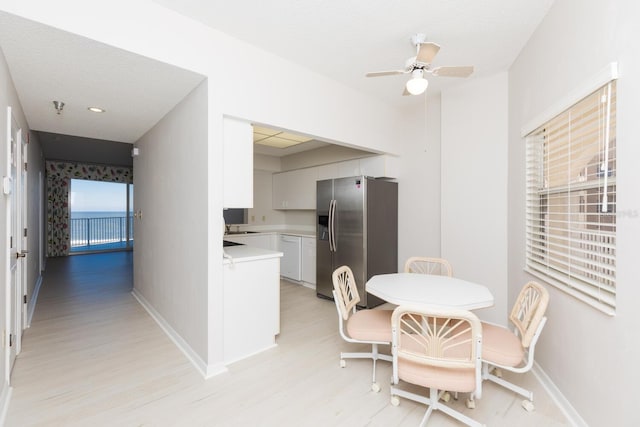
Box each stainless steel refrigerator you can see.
[316,176,398,308]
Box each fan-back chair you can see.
[481,281,549,411]
[390,305,485,427]
[404,257,453,277]
[332,265,393,392]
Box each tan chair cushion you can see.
[481,322,525,367]
[397,326,477,392]
[399,360,476,392]
[346,309,393,342]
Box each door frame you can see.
[4,107,27,383]
[16,127,27,354]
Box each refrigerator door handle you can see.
[329,200,332,252]
[330,199,337,252]
[328,199,334,252]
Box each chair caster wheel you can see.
[339,359,346,368]
[522,400,535,412]
[391,396,400,406]
[371,383,381,393]
[441,392,451,402]
[465,398,476,409]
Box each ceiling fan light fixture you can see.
[405,70,429,95]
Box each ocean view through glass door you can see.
[70,179,133,252]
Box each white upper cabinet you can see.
[271,155,396,210]
[317,163,338,180]
[223,117,253,208]
[336,159,360,178]
[359,155,397,178]
[272,167,317,210]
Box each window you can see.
[69,179,134,252]
[525,81,616,314]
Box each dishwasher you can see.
[279,234,302,281]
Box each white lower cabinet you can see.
[279,234,302,281]
[226,232,315,286]
[223,254,280,364]
[301,237,316,285]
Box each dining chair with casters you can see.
[404,256,455,383]
[481,281,549,411]
[404,256,453,277]
[390,305,485,427]
[332,265,393,392]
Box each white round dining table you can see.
[366,273,494,310]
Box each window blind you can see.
[525,81,616,313]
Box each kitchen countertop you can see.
[224,229,316,238]
[274,229,315,238]
[223,245,283,264]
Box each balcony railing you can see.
[70,215,134,250]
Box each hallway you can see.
[5,253,568,426]
[5,252,200,426]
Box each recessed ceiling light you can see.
[88,107,106,113]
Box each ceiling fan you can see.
[366,33,474,96]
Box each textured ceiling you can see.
[0,2,555,158]
[0,12,205,144]
[156,0,555,106]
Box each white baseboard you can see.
[281,277,316,290]
[532,362,587,427]
[27,275,43,328]
[131,289,227,379]
[0,383,12,427]
[224,343,278,366]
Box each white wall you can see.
[250,169,286,227]
[5,3,639,425]
[0,44,45,415]
[133,80,209,366]
[441,73,509,324]
[395,95,442,270]
[508,0,640,425]
[0,37,15,415]
[25,131,44,314]
[0,1,410,376]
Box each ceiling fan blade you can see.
[431,66,474,78]
[416,42,440,64]
[365,70,406,77]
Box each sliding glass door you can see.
[69,179,134,253]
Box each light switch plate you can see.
[2,176,11,195]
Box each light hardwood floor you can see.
[6,252,569,426]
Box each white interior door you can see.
[5,107,19,380]
[17,129,27,353]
